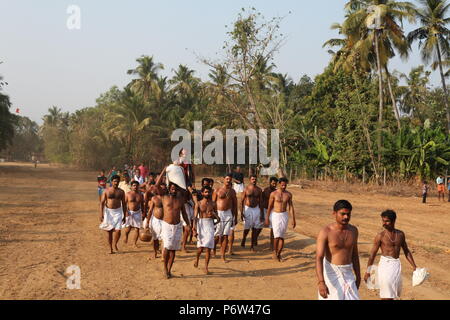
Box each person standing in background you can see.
[436,175,445,202]
[422,181,429,204]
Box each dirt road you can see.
[0,163,448,300]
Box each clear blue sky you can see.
[0,0,439,124]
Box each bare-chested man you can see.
[262,177,278,250]
[316,200,361,300]
[193,186,220,275]
[241,175,264,251]
[154,167,190,279]
[99,175,126,254]
[147,183,167,259]
[213,173,238,262]
[364,210,417,300]
[265,178,296,261]
[123,181,145,247]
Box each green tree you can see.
[408,0,450,133]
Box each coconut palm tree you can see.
[105,88,152,162]
[343,0,415,130]
[408,0,450,133]
[127,55,164,101]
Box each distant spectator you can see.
[436,175,445,202]
[422,181,429,204]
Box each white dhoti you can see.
[233,183,244,194]
[271,211,289,238]
[161,220,183,251]
[243,206,263,230]
[99,207,124,231]
[214,210,233,237]
[263,208,272,229]
[181,203,194,227]
[378,256,402,299]
[150,215,163,241]
[197,218,215,249]
[319,258,360,300]
[124,209,143,228]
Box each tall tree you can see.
[408,0,450,133]
[127,55,164,101]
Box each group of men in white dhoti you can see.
[98,161,425,299]
[316,201,423,300]
[98,158,297,279]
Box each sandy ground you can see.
[0,162,449,300]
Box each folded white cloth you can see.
[412,268,430,287]
[233,183,245,194]
[124,209,143,228]
[271,211,289,238]
[318,258,360,300]
[378,256,402,299]
[150,215,163,241]
[166,164,187,190]
[214,210,234,237]
[161,220,183,251]
[243,206,263,230]
[99,207,124,231]
[197,218,215,249]
[365,265,380,290]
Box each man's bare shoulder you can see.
[319,224,334,235]
[348,224,359,234]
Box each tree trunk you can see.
[375,30,384,166]
[385,66,402,131]
[436,42,450,134]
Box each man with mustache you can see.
[261,177,278,251]
[213,173,238,263]
[241,175,264,252]
[265,178,296,261]
[316,200,361,300]
[364,210,418,300]
[154,167,190,279]
[146,182,167,260]
[99,175,126,254]
[193,186,220,275]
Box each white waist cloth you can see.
[161,220,183,251]
[244,206,263,230]
[99,207,124,231]
[319,258,360,300]
[181,203,194,227]
[378,256,402,299]
[271,211,289,238]
[197,218,215,249]
[150,215,163,240]
[263,208,272,229]
[124,209,143,228]
[214,210,233,237]
[233,183,245,194]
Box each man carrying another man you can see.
[154,167,190,279]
